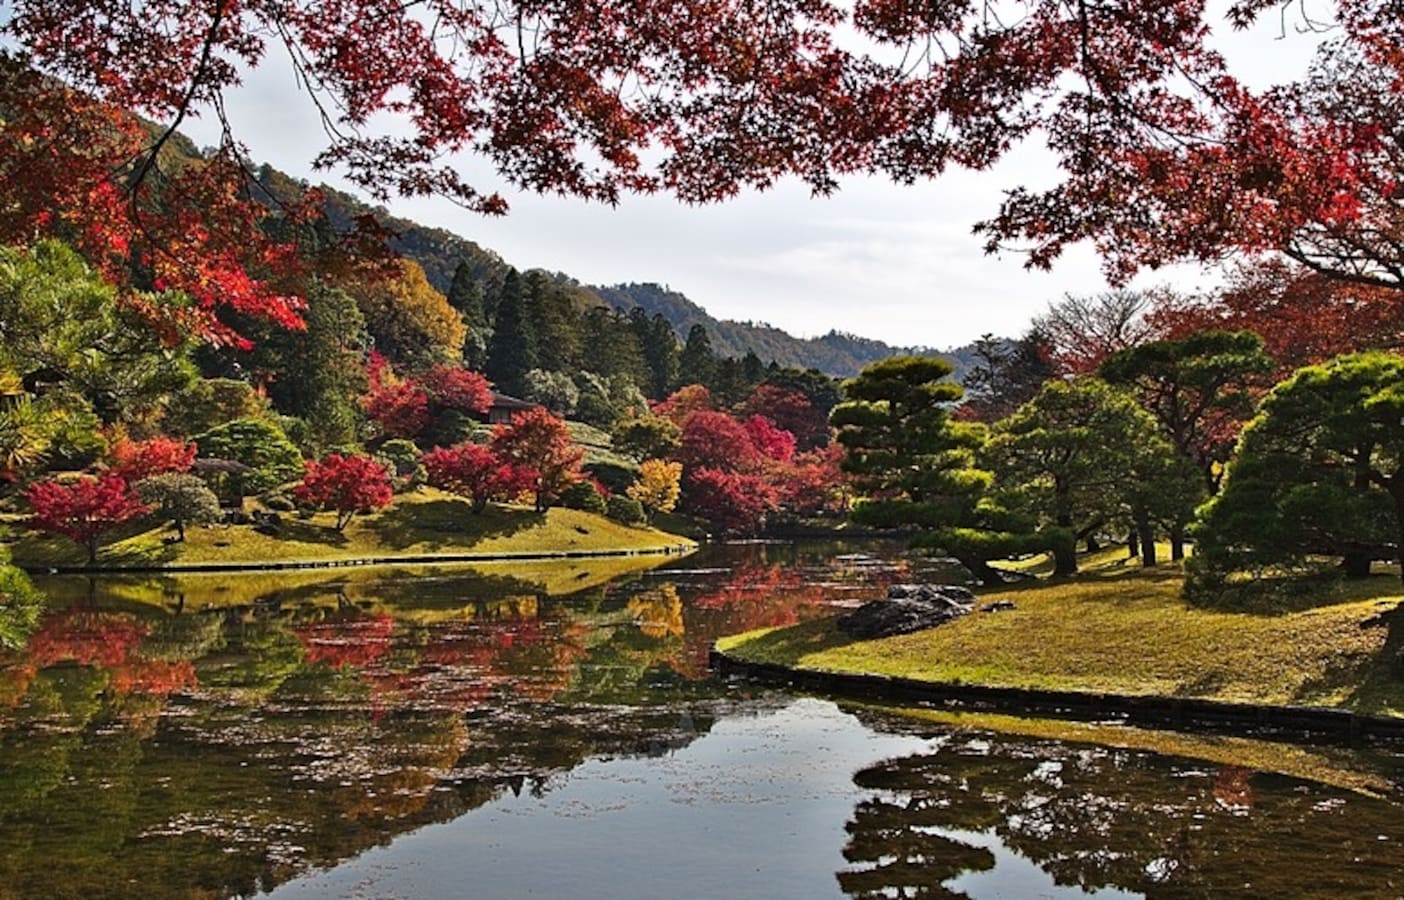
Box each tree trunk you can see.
[1170,524,1185,561]
[1341,550,1373,578]
[1393,486,1404,585]
[1053,511,1077,576]
[176,519,186,542]
[954,554,1004,587]
[1127,529,1139,559]
[1084,534,1100,553]
[86,537,97,565]
[1134,509,1156,567]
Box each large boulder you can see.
[836,583,977,639]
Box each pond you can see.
[1,541,1402,899]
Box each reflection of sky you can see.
[264,698,937,900]
[170,7,1325,349]
[944,828,1143,900]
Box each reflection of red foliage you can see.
[26,607,149,668]
[21,607,199,698]
[370,610,588,711]
[110,659,197,697]
[0,664,38,710]
[296,613,395,669]
[1213,765,1255,809]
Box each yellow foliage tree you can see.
[626,458,682,521]
[345,260,466,368]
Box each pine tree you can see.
[678,324,717,388]
[629,309,680,399]
[832,356,1048,584]
[524,271,582,373]
[447,261,489,368]
[485,270,537,395]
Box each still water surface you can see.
[1,541,1402,899]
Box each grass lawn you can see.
[4,487,695,570]
[719,548,1404,717]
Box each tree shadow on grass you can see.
[9,518,181,570]
[272,519,352,548]
[366,501,540,551]
[1290,642,1404,715]
[722,617,860,667]
[1187,568,1404,617]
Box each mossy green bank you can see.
[719,548,1404,717]
[4,487,695,570]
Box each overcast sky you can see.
[180,6,1323,351]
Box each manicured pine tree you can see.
[1192,352,1404,589]
[985,377,1195,575]
[832,356,1046,584]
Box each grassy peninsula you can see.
[718,548,1404,718]
[4,487,695,571]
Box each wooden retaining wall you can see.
[710,646,1404,745]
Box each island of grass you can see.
[3,487,696,572]
[717,547,1404,721]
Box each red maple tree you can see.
[25,474,149,563]
[1149,260,1404,378]
[423,443,536,512]
[490,408,584,512]
[677,411,761,473]
[683,467,778,535]
[294,454,394,531]
[740,385,828,450]
[421,365,494,416]
[652,385,714,425]
[108,436,198,483]
[742,415,797,464]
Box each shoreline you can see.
[17,540,698,576]
[709,644,1404,744]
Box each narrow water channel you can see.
[1,541,1401,898]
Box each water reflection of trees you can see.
[0,542,927,897]
[839,731,1404,899]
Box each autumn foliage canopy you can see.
[7,1,1403,346]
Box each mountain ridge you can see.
[262,169,976,379]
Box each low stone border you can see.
[710,645,1404,745]
[24,541,698,575]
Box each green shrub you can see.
[560,480,607,514]
[376,438,426,491]
[605,495,646,526]
[261,492,297,512]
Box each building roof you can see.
[488,392,538,411]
